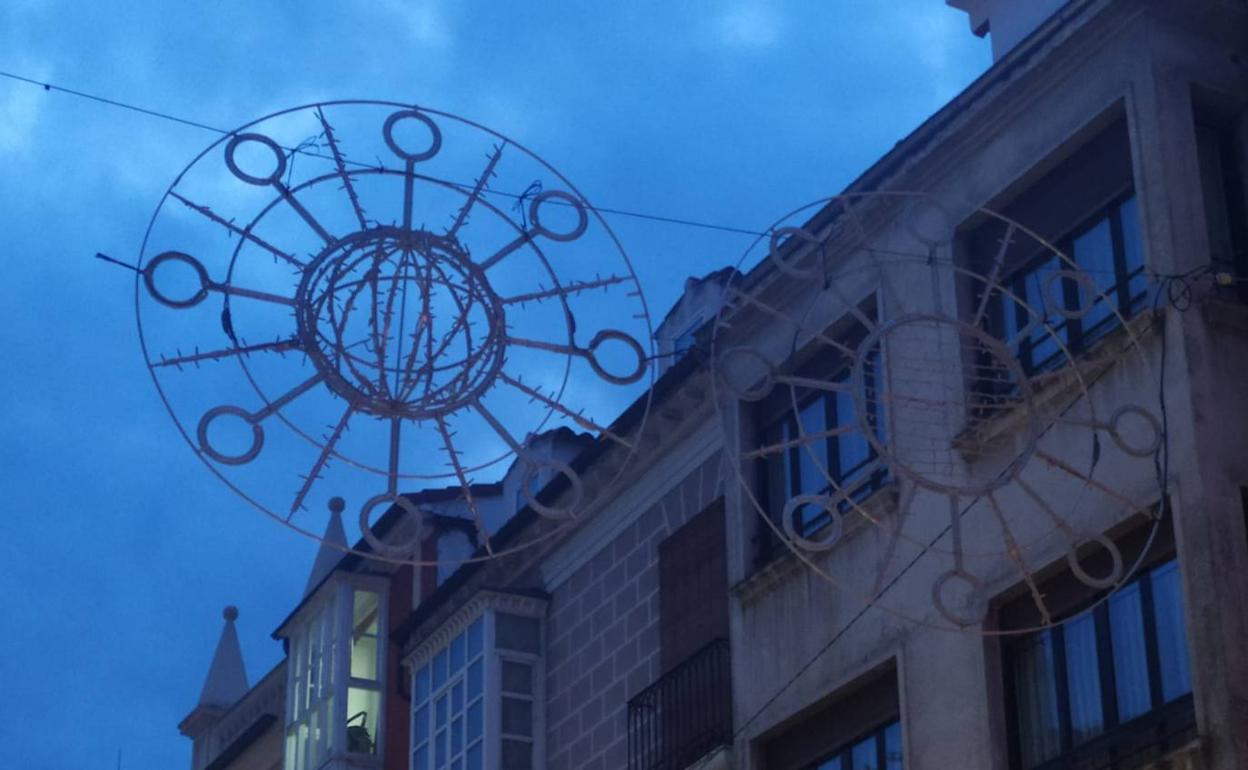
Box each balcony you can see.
[628,638,732,770]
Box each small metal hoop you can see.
[903,197,953,249]
[1067,533,1124,589]
[767,226,822,279]
[382,109,443,162]
[932,569,988,627]
[717,346,777,402]
[224,133,287,186]
[197,405,264,465]
[585,330,647,385]
[144,251,212,308]
[1044,269,1105,320]
[521,457,584,520]
[1107,405,1162,457]
[529,190,588,242]
[781,495,844,552]
[359,493,424,556]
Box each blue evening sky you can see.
[0,2,988,767]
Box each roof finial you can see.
[304,497,349,597]
[223,605,239,622]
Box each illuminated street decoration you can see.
[713,192,1164,632]
[136,101,652,562]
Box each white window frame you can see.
[405,591,547,770]
[282,573,389,770]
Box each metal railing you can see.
[627,638,732,770]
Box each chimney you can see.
[946,0,1070,61]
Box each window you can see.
[1005,558,1194,769]
[284,579,389,770]
[761,664,900,770]
[757,328,887,551]
[410,601,544,770]
[810,720,902,770]
[992,195,1147,374]
[1193,101,1248,303]
[286,591,337,770]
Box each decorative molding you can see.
[403,589,549,669]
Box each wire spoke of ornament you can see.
[712,190,1165,635]
[134,100,653,565]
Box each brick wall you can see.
[544,451,725,770]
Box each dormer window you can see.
[283,577,389,770]
[407,592,546,770]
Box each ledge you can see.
[952,309,1159,459]
[732,483,900,607]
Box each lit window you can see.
[1006,558,1194,769]
[409,598,545,770]
[283,579,388,770]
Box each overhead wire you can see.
[0,69,771,239]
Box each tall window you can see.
[410,603,544,770]
[347,589,383,756]
[759,337,887,545]
[286,592,338,770]
[283,579,388,770]
[994,194,1147,374]
[1006,558,1194,769]
[810,720,902,770]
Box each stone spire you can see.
[304,496,348,597]
[198,606,249,709]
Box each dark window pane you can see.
[816,757,844,770]
[1150,561,1193,702]
[501,660,533,695]
[1013,630,1062,768]
[1063,613,1105,744]
[1109,582,1151,722]
[496,614,540,653]
[501,696,533,737]
[501,738,532,770]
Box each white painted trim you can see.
[540,418,723,589]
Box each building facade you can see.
[181,1,1248,769]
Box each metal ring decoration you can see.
[197,405,265,466]
[709,191,1165,635]
[1045,268,1105,320]
[715,346,777,403]
[382,109,443,162]
[1108,405,1163,457]
[224,133,288,186]
[132,101,654,567]
[359,493,425,556]
[931,569,989,628]
[585,330,648,386]
[529,190,588,242]
[1066,533,1125,590]
[768,226,823,279]
[781,495,845,552]
[143,251,212,308]
[520,456,585,520]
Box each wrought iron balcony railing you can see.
[627,638,732,770]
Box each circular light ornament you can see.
[136,101,653,564]
[711,191,1164,634]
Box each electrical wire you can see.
[0,69,771,239]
